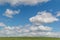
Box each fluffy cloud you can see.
[38,25,52,31]
[0,11,60,37]
[29,11,59,25]
[3,9,20,18]
[0,26,21,35]
[0,22,6,27]
[46,32,60,37]
[56,11,60,17]
[0,0,49,6]
[3,26,21,34]
[0,25,59,37]
[30,25,52,31]
[0,22,59,37]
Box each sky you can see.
[0,0,60,37]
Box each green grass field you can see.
[0,37,60,40]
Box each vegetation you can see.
[0,37,60,40]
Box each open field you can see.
[0,37,60,40]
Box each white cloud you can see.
[29,11,59,25]
[3,9,20,18]
[0,23,59,37]
[0,22,6,27]
[1,26,21,35]
[0,10,60,37]
[56,11,60,17]
[30,25,52,31]
[38,25,52,31]
[0,0,49,6]
[4,26,15,30]
[0,23,51,36]
[46,32,60,37]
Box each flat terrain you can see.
[0,37,60,40]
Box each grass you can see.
[0,37,60,40]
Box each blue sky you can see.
[0,0,60,37]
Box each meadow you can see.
[0,37,60,40]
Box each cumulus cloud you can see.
[3,26,21,35]
[29,11,59,25]
[38,25,52,31]
[0,22,6,27]
[0,24,59,37]
[0,0,49,6]
[0,22,59,37]
[46,32,60,37]
[0,11,59,37]
[0,26,21,35]
[56,11,60,17]
[30,25,52,31]
[3,9,20,18]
